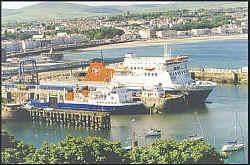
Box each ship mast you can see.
[235,112,237,138]
[49,40,53,54]
[164,43,168,58]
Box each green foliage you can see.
[2,32,32,40]
[1,131,36,164]
[128,139,224,164]
[24,136,129,164]
[171,14,231,31]
[84,27,124,40]
[1,133,224,164]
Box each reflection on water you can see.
[2,84,248,164]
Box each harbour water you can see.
[2,39,248,164]
[2,84,248,164]
[64,39,248,69]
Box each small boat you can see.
[188,134,204,141]
[123,146,132,151]
[221,140,244,152]
[23,103,33,110]
[44,107,54,111]
[145,128,161,137]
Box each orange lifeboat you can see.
[83,62,115,82]
[66,90,74,101]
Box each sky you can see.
[2,1,173,9]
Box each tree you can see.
[128,139,224,164]
[1,132,223,164]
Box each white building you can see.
[22,39,41,50]
[156,31,167,38]
[138,29,156,39]
[191,28,211,36]
[32,34,44,40]
[166,30,177,38]
[2,40,22,53]
[177,30,191,37]
[56,32,68,38]
[211,26,223,34]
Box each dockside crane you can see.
[19,59,39,85]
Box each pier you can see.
[190,67,248,84]
[27,109,111,130]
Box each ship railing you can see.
[175,81,216,89]
[190,67,243,73]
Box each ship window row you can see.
[171,70,187,75]
[174,66,180,70]
[144,73,158,76]
[97,101,117,104]
[130,66,144,70]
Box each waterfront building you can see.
[156,31,167,38]
[177,30,192,37]
[2,40,22,53]
[138,29,156,39]
[211,26,223,34]
[191,28,211,36]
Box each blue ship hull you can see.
[30,101,147,114]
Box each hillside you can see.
[2,1,248,23]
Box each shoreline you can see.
[70,34,248,52]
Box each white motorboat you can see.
[188,134,205,141]
[221,140,244,152]
[145,128,161,137]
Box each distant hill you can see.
[2,2,248,23]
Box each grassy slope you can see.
[2,2,248,23]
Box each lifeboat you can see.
[83,62,115,82]
[66,89,74,101]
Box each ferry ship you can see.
[110,44,216,104]
[29,83,146,114]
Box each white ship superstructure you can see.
[111,44,216,104]
[29,83,146,114]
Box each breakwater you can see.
[190,67,248,84]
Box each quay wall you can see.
[190,67,248,84]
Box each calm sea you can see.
[2,39,248,164]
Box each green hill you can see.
[2,2,248,24]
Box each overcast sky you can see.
[2,1,173,9]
